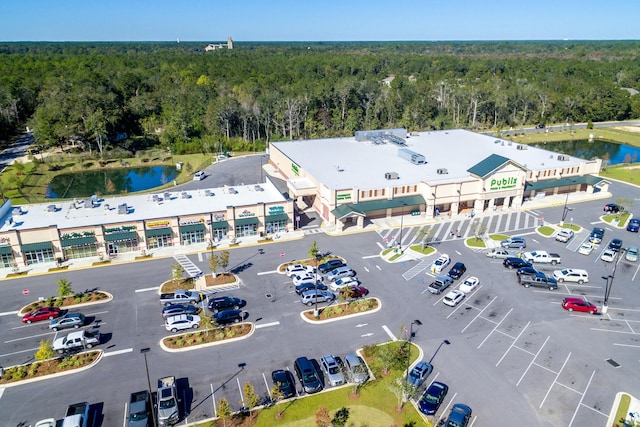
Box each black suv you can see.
[207,296,246,313]
[503,257,532,269]
[604,203,623,213]
[589,227,605,244]
[318,259,345,274]
[294,356,323,394]
[212,309,244,325]
[447,262,467,280]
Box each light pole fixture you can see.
[429,339,451,364]
[602,248,625,314]
[141,347,158,427]
[405,319,422,389]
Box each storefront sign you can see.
[237,209,255,218]
[104,225,137,234]
[336,193,351,201]
[0,237,10,246]
[147,221,170,229]
[179,218,204,226]
[291,163,299,176]
[213,214,225,222]
[489,177,518,191]
[268,206,284,214]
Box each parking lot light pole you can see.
[141,347,158,427]
[429,339,451,364]
[398,202,407,253]
[405,319,422,390]
[561,180,576,223]
[602,248,625,314]
[314,254,321,318]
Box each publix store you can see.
[269,128,608,230]
[0,179,292,267]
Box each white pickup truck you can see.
[522,250,562,265]
[53,330,101,354]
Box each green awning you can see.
[0,245,13,255]
[61,236,96,248]
[265,213,289,223]
[331,195,426,220]
[179,223,205,233]
[20,241,53,252]
[211,220,229,229]
[525,175,605,191]
[104,231,138,242]
[146,227,172,238]
[234,217,259,227]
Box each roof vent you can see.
[437,168,449,175]
[557,155,570,161]
[335,165,344,172]
[398,148,426,165]
[385,172,399,180]
[516,145,527,150]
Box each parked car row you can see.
[417,376,473,426]
[271,352,370,397]
[163,293,248,333]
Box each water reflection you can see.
[528,139,640,165]
[46,165,179,199]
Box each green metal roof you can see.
[145,227,172,238]
[179,223,205,233]
[525,175,605,191]
[331,195,426,220]
[20,241,53,252]
[61,236,96,248]
[0,245,13,255]
[265,213,289,223]
[211,220,229,229]
[234,217,259,226]
[467,154,514,178]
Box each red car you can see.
[340,285,369,299]
[562,297,598,314]
[22,307,63,324]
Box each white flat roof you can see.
[2,180,287,232]
[272,129,586,190]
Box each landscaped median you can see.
[0,350,102,387]
[300,298,381,323]
[160,323,255,352]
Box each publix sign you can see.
[489,176,518,191]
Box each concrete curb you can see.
[299,297,382,324]
[0,350,103,388]
[159,322,255,353]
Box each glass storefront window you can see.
[235,223,257,238]
[1,253,14,268]
[107,239,138,255]
[181,229,205,245]
[64,244,98,260]
[23,249,55,265]
[212,227,227,242]
[266,220,287,233]
[147,235,172,249]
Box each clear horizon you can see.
[1,0,638,42]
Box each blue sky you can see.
[1,0,638,42]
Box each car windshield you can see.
[328,365,340,374]
[303,372,317,382]
[424,394,438,403]
[159,398,176,410]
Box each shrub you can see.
[362,343,378,358]
[176,339,184,347]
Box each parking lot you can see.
[1,181,639,426]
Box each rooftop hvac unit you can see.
[398,148,426,165]
[516,145,527,150]
[557,155,570,161]
[385,172,399,180]
[437,168,449,175]
[118,203,128,215]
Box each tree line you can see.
[0,41,639,155]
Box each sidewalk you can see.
[0,189,611,280]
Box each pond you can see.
[46,165,179,199]
[528,139,640,166]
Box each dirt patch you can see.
[205,273,236,287]
[614,126,640,133]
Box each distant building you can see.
[205,36,233,51]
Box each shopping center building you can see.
[0,179,292,267]
[269,128,608,231]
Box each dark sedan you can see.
[503,257,532,269]
[318,259,345,274]
[609,238,623,252]
[419,381,449,415]
[294,282,328,295]
[212,309,244,326]
[271,369,296,399]
[627,218,640,232]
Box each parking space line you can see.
[382,324,397,341]
[511,344,536,357]
[262,372,271,398]
[531,362,558,375]
[237,377,245,408]
[436,392,457,425]
[496,321,531,367]
[494,329,517,340]
[555,381,583,395]
[445,287,482,319]
[590,327,639,335]
[516,335,550,386]
[477,308,513,349]
[613,343,640,348]
[568,370,600,427]
[539,352,571,409]
[461,295,497,333]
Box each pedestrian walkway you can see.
[173,254,203,278]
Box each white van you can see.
[552,268,589,284]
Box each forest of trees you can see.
[0,40,639,156]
